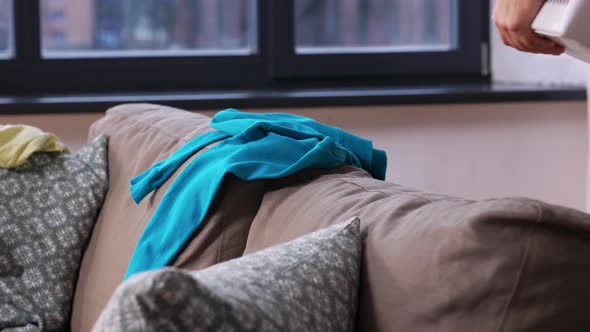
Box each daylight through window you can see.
[295,0,455,54]
[40,0,257,58]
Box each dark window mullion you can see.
[254,0,264,55]
[14,0,41,62]
[268,0,294,69]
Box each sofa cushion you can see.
[72,104,271,331]
[0,135,108,331]
[93,218,361,332]
[244,166,590,332]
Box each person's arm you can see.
[493,0,565,55]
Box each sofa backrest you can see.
[244,156,590,332]
[71,104,271,331]
[73,103,590,332]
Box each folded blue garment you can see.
[125,109,387,279]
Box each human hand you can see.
[493,0,565,55]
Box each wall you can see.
[0,112,102,152]
[1,101,586,210]
[489,0,590,211]
[214,102,587,210]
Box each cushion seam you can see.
[495,203,543,332]
[326,176,436,203]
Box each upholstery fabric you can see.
[0,135,108,331]
[75,104,590,332]
[71,104,272,331]
[244,166,590,332]
[93,218,361,332]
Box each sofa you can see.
[68,103,590,331]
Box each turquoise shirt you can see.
[125,109,387,279]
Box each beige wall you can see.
[0,112,102,152]
[1,101,586,210]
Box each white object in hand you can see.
[532,0,590,63]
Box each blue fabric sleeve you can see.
[371,148,387,180]
[129,131,230,203]
[124,109,388,278]
[212,109,386,179]
[124,124,359,279]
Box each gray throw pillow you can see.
[0,135,109,331]
[93,217,361,332]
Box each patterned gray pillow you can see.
[0,135,109,331]
[94,217,361,332]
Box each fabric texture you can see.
[0,125,69,168]
[94,217,361,332]
[244,166,590,332]
[0,135,108,331]
[125,109,386,278]
[73,104,590,332]
[72,105,272,332]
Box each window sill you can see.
[0,82,585,115]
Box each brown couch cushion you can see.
[244,166,590,332]
[71,104,270,331]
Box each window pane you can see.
[296,0,455,54]
[0,0,13,59]
[41,0,257,58]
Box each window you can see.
[271,0,484,78]
[1,0,487,94]
[0,0,13,59]
[295,0,453,53]
[40,0,257,58]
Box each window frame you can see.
[1,0,269,94]
[270,0,487,78]
[0,0,488,95]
